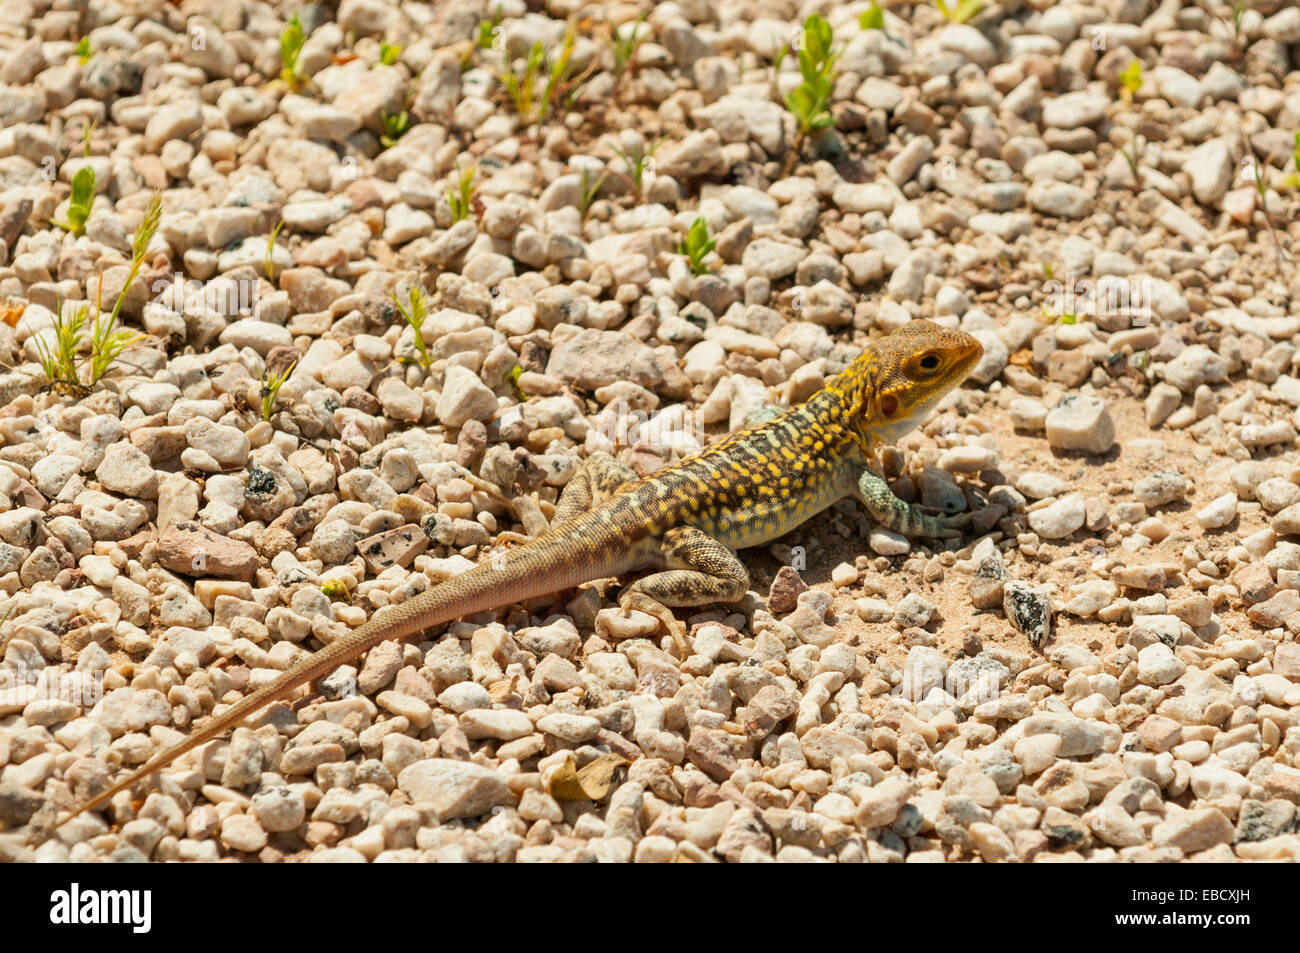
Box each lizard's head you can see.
[840,319,983,445]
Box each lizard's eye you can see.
[919,353,941,371]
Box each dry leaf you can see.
[0,299,24,327]
[547,752,626,801]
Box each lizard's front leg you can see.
[618,526,749,659]
[855,467,969,539]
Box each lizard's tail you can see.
[61,529,630,826]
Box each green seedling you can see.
[609,12,648,85]
[447,162,476,223]
[75,37,91,64]
[1121,134,1143,189]
[392,285,432,367]
[506,363,527,402]
[477,9,503,50]
[82,118,96,157]
[679,217,715,277]
[1039,302,1076,325]
[51,165,95,236]
[321,578,351,602]
[379,40,401,65]
[499,28,590,132]
[280,12,307,90]
[1231,0,1250,57]
[860,1,885,30]
[265,220,284,282]
[935,0,983,24]
[87,192,159,386]
[260,360,296,422]
[784,14,838,137]
[380,109,411,147]
[1250,151,1288,264]
[502,41,545,120]
[34,299,88,395]
[39,195,159,394]
[1284,131,1300,190]
[579,167,607,221]
[610,137,661,199]
[1119,59,1142,103]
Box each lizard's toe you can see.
[933,511,971,537]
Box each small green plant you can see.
[1231,0,1250,57]
[679,217,715,277]
[1249,151,1288,264]
[86,192,160,386]
[1041,261,1055,280]
[39,195,159,394]
[608,12,648,85]
[1039,300,1076,325]
[260,360,296,422]
[379,40,402,65]
[499,28,589,133]
[280,12,307,90]
[447,162,476,223]
[265,220,284,282]
[935,0,983,24]
[505,363,527,402]
[781,13,840,174]
[501,41,545,120]
[578,167,607,222]
[1119,59,1142,103]
[380,109,411,147]
[33,299,88,394]
[1117,61,1143,191]
[860,1,885,30]
[392,285,432,367]
[477,10,503,50]
[75,37,91,64]
[321,578,351,602]
[1121,134,1143,188]
[51,165,95,236]
[82,118,96,157]
[784,14,838,137]
[610,137,661,199]
[1284,131,1300,190]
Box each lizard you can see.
[59,318,982,827]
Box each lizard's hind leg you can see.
[618,526,749,659]
[467,452,633,543]
[549,451,638,531]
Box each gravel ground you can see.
[1,0,1300,863]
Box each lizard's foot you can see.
[857,468,970,540]
[616,526,750,661]
[619,591,691,660]
[465,474,550,538]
